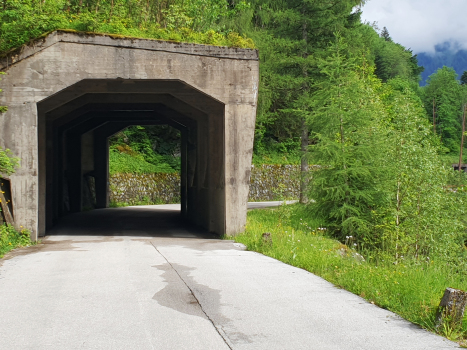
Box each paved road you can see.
[0,205,460,349]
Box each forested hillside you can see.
[417,42,467,85]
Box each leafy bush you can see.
[0,147,19,176]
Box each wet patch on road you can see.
[152,263,207,318]
[152,258,254,347]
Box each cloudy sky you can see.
[360,0,467,54]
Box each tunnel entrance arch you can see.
[0,31,259,239]
[39,83,221,235]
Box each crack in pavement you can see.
[150,241,235,350]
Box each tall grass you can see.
[230,204,467,344]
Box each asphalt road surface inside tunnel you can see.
[0,204,461,349]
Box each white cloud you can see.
[360,0,467,53]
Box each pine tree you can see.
[307,36,388,242]
[380,26,392,42]
[461,71,467,85]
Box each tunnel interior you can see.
[37,79,226,236]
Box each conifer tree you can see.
[380,26,391,42]
[307,36,387,242]
[461,71,467,85]
[248,0,364,201]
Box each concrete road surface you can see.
[0,205,460,349]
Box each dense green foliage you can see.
[245,15,422,156]
[0,0,254,53]
[233,205,467,343]
[306,36,466,265]
[356,26,423,85]
[109,125,180,174]
[245,0,364,157]
[421,66,467,153]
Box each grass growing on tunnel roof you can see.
[1,6,255,56]
[228,204,467,345]
[0,224,34,258]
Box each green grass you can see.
[229,204,467,345]
[1,17,255,57]
[0,224,34,258]
[109,149,177,175]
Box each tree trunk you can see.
[0,190,15,226]
[299,11,309,204]
[458,104,466,172]
[436,288,467,329]
[300,118,309,204]
[109,0,114,21]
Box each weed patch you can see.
[0,224,34,258]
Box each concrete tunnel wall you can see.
[0,31,259,240]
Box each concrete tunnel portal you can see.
[0,31,259,240]
[39,82,221,234]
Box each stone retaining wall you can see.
[110,173,181,205]
[109,164,299,205]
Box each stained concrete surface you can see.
[0,205,460,349]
